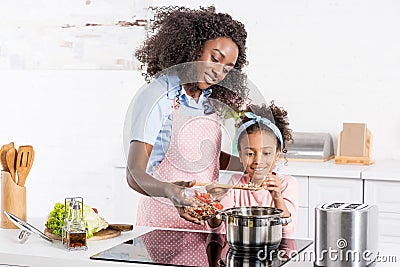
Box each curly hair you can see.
[135,6,249,112]
[237,102,293,154]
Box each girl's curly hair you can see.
[237,102,293,154]
[135,6,249,112]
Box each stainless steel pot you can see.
[219,206,291,251]
[224,248,281,267]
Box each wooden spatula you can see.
[6,147,17,183]
[16,146,35,187]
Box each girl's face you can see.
[196,37,239,90]
[238,130,280,179]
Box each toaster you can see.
[315,202,378,267]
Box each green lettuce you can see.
[45,202,108,239]
[45,203,64,237]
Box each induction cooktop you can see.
[90,229,313,267]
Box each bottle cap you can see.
[72,201,80,210]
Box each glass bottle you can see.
[62,199,74,247]
[64,198,87,251]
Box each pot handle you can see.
[279,216,292,225]
[215,210,227,221]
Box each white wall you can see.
[0,70,144,223]
[1,0,400,221]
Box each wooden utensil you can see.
[6,148,17,183]
[16,146,35,187]
[0,146,6,171]
[0,142,14,172]
[194,181,263,191]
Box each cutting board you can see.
[44,227,121,241]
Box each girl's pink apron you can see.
[136,103,221,266]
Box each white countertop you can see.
[0,218,153,267]
[361,159,400,181]
[1,159,400,267]
[278,158,400,182]
[0,218,319,267]
[1,218,399,267]
[279,159,368,179]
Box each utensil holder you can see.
[1,171,26,229]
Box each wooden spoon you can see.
[194,181,263,191]
[6,147,17,183]
[16,145,35,187]
[0,142,14,172]
[0,146,6,171]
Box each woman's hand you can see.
[167,180,204,225]
[262,172,283,200]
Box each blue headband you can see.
[236,112,284,152]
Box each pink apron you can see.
[136,103,221,267]
[136,103,221,230]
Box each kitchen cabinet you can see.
[294,175,309,238]
[296,207,309,238]
[290,174,363,239]
[280,160,367,239]
[364,180,400,245]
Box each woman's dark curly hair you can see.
[237,102,293,154]
[135,6,249,113]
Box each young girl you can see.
[126,6,249,232]
[208,102,299,237]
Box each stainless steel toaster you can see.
[315,202,378,267]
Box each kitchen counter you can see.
[0,218,318,267]
[279,159,368,179]
[0,218,154,267]
[2,159,400,267]
[1,218,399,267]
[361,159,400,181]
[279,158,400,182]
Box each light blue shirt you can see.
[130,75,212,175]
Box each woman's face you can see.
[196,37,239,90]
[238,130,280,179]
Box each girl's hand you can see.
[207,216,222,229]
[262,172,283,200]
[250,172,266,187]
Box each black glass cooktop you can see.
[90,229,313,267]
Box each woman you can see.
[126,6,249,229]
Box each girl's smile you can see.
[238,130,280,179]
